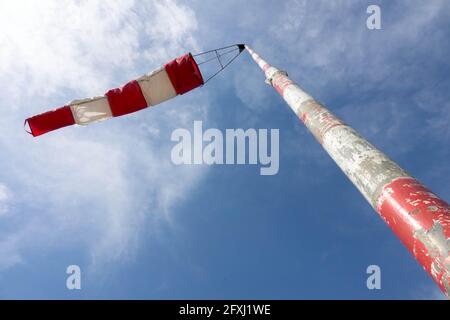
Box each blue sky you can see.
[0,0,449,299]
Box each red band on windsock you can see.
[26,106,75,137]
[105,80,148,117]
[164,53,204,95]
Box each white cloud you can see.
[0,184,10,215]
[233,60,271,111]
[0,0,206,272]
[142,0,199,63]
[0,0,199,104]
[0,0,139,101]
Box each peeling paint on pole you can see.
[245,45,450,297]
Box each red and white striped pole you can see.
[245,45,450,297]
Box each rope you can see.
[192,44,242,57]
[193,44,245,84]
[215,50,224,68]
[24,119,33,135]
[203,50,243,84]
[196,48,239,66]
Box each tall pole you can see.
[245,45,450,297]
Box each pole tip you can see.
[237,44,245,53]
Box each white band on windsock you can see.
[70,96,113,125]
[137,67,177,106]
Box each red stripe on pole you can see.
[26,106,75,137]
[106,80,148,117]
[164,53,204,95]
[376,177,450,294]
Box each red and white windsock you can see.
[25,53,204,137]
[246,45,450,297]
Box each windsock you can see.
[25,53,204,137]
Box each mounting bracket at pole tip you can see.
[237,44,245,53]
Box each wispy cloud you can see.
[0,0,207,272]
[142,0,199,63]
[0,184,10,216]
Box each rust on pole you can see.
[245,45,450,297]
